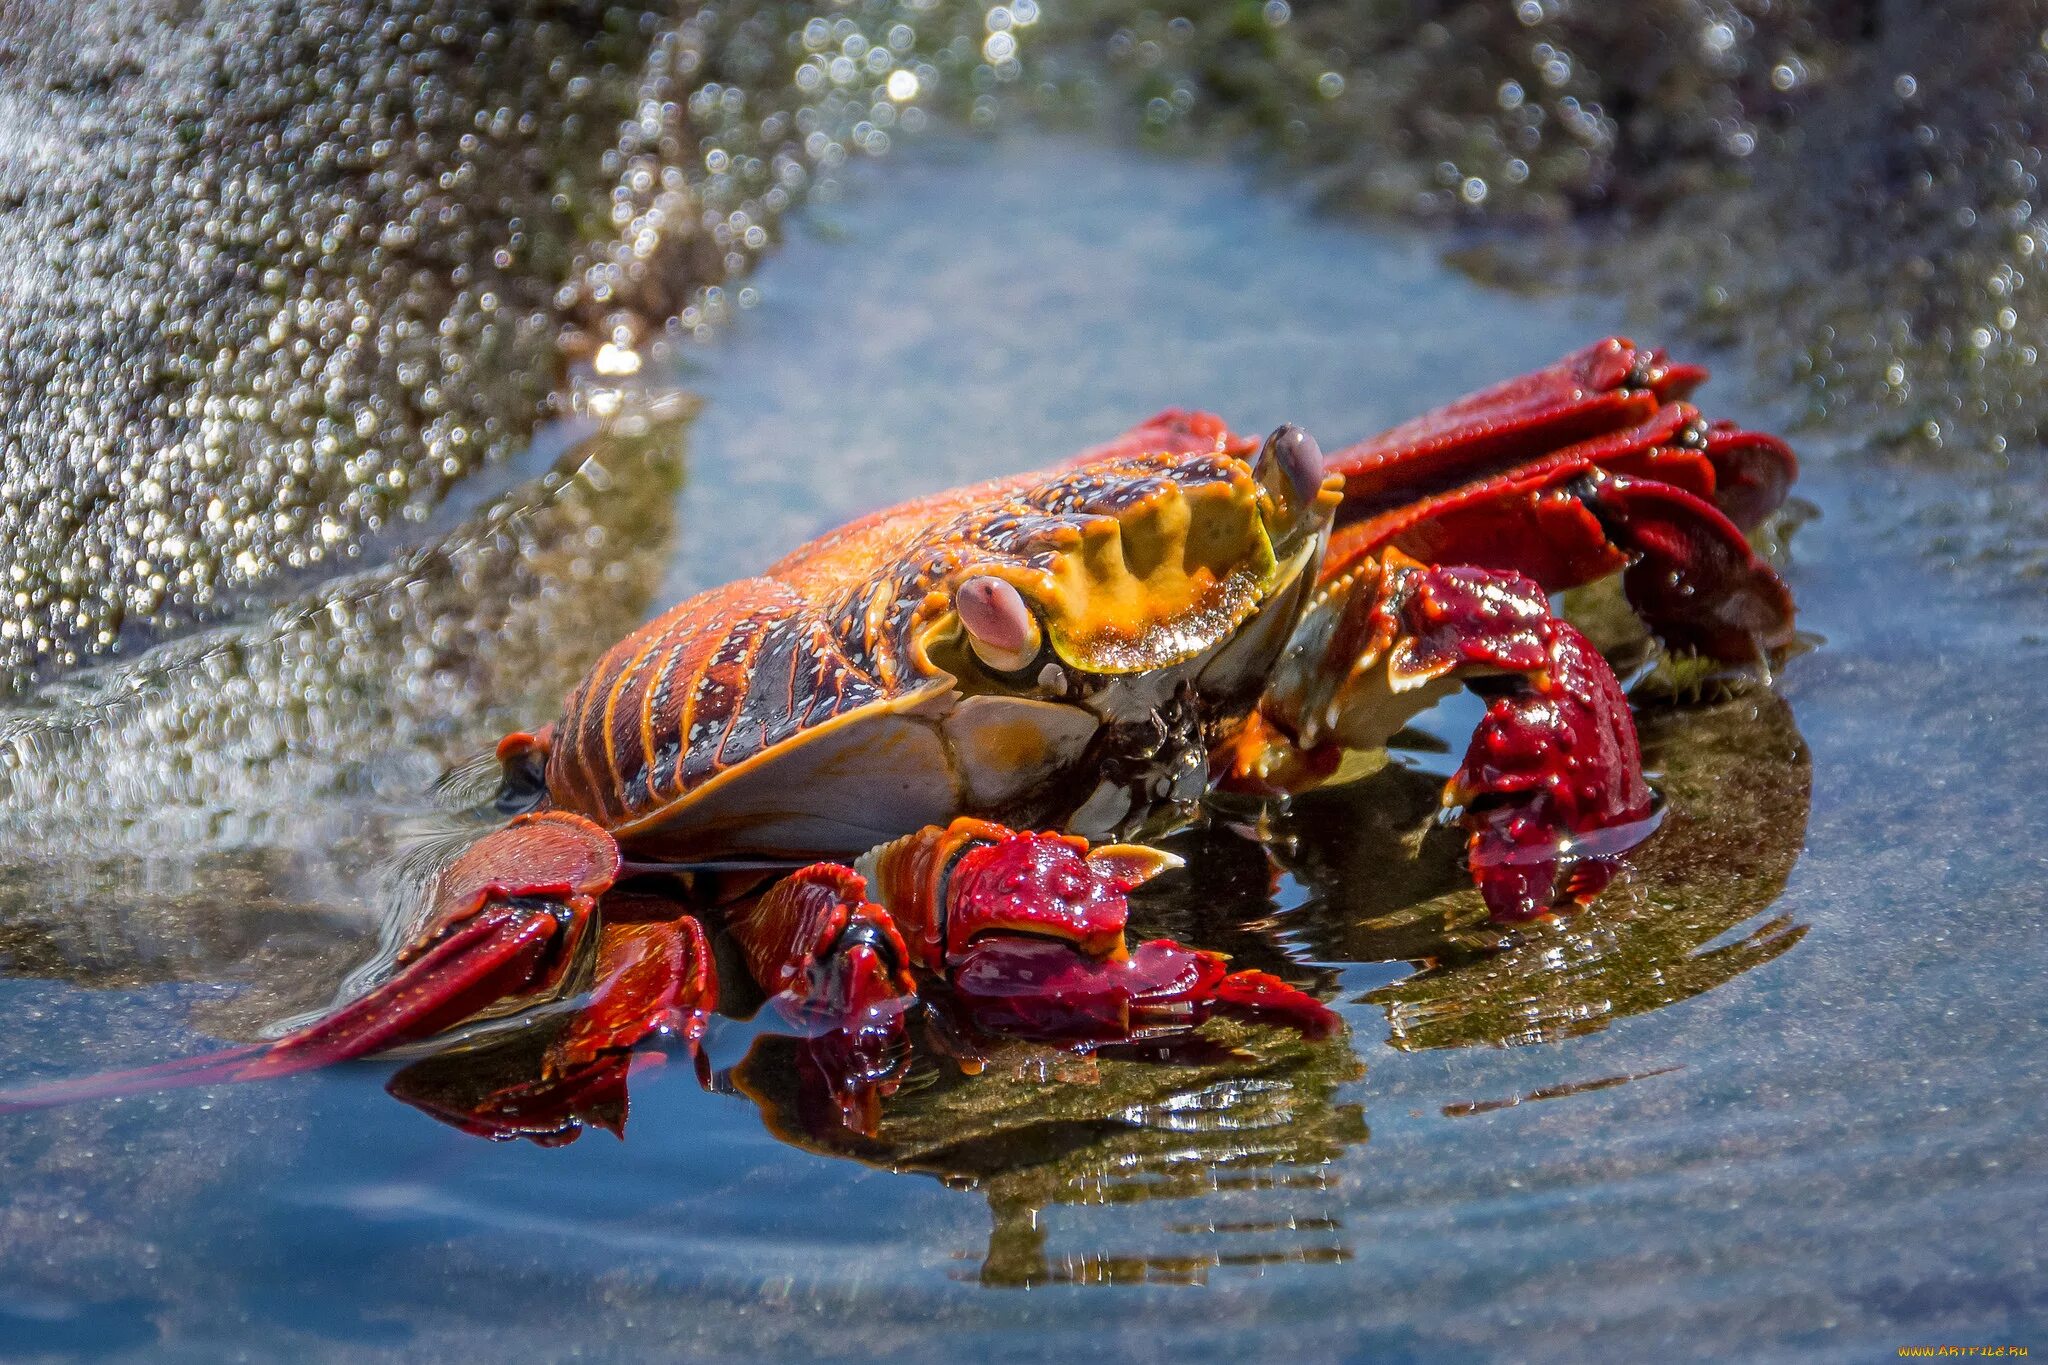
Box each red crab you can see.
[0,338,1796,1137]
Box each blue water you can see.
[1,136,2043,1360]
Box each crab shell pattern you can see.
[502,425,1340,861]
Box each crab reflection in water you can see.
[382,677,1807,1286]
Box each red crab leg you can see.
[553,915,715,1060]
[1315,336,1796,535]
[1699,418,1800,532]
[386,911,718,1143]
[727,864,917,1025]
[723,863,920,1135]
[1326,405,1798,662]
[1230,552,1656,922]
[1323,336,1707,519]
[0,812,623,1113]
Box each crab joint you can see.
[956,575,1043,674]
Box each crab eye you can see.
[956,575,1044,674]
[1258,423,1325,512]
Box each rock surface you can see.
[0,0,988,686]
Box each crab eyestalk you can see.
[1259,423,1325,507]
[1255,423,1337,546]
[956,575,1044,675]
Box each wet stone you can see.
[0,0,1004,689]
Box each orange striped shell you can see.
[498,432,1341,863]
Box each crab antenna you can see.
[956,575,1043,673]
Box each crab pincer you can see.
[857,819,1340,1042]
[1402,564,1658,918]
[1226,548,1655,922]
[0,813,706,1115]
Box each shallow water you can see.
[1,136,2043,1360]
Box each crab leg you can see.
[1323,337,1706,517]
[1228,551,1655,922]
[722,863,919,1134]
[0,812,626,1113]
[1318,337,1796,537]
[386,913,718,1143]
[1325,405,1797,661]
[1317,340,1797,661]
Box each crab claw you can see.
[859,817,1179,968]
[1240,553,1655,923]
[947,936,1224,1038]
[943,831,1167,961]
[729,863,915,1030]
[861,819,1338,1043]
[1402,561,1656,920]
[0,812,621,1113]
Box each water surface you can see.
[2,136,2042,1360]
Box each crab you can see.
[0,338,1798,1137]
